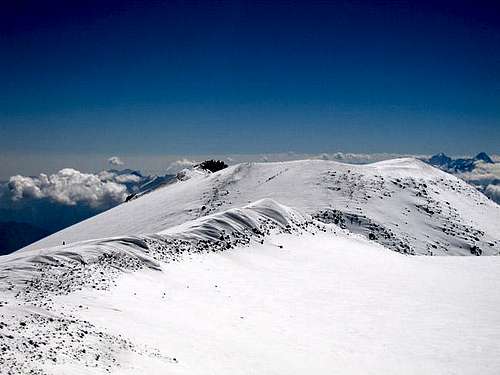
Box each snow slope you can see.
[1,199,500,374]
[24,158,500,256]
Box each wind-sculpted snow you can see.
[0,199,323,374]
[24,158,500,256]
[2,199,500,374]
[2,199,311,299]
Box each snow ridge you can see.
[0,199,322,374]
[2,196,500,374]
[22,158,500,256]
[1,199,307,294]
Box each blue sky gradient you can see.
[1,0,499,161]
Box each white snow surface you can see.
[23,158,500,255]
[0,198,499,374]
[2,158,500,374]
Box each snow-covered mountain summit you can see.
[4,158,500,371]
[2,196,500,374]
[23,158,500,256]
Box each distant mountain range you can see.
[427,152,494,173]
[423,152,499,204]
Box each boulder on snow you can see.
[196,160,228,173]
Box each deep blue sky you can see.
[1,0,499,160]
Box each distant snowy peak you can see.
[427,152,494,172]
[475,152,494,164]
[425,152,499,204]
[428,152,452,167]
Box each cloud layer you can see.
[5,168,136,208]
[452,161,500,204]
[167,158,197,172]
[485,184,500,203]
[0,167,160,240]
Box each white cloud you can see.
[7,175,44,201]
[97,170,118,181]
[108,156,124,166]
[310,152,427,164]
[485,184,500,204]
[167,158,197,172]
[6,168,129,208]
[97,170,142,184]
[448,160,500,203]
[456,161,500,187]
[114,174,142,184]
